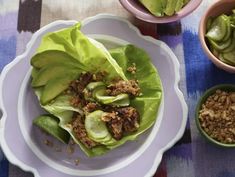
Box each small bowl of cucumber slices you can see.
[199,0,235,73]
[119,0,202,23]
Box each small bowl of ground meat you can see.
[196,84,235,147]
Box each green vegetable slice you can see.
[206,15,229,41]
[164,0,177,16]
[93,87,130,106]
[222,51,235,66]
[208,37,232,51]
[223,31,235,53]
[40,73,79,105]
[175,0,184,12]
[139,0,164,17]
[33,115,70,144]
[31,64,79,87]
[85,110,109,140]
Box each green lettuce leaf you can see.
[32,23,162,157]
[107,44,162,149]
[32,23,127,81]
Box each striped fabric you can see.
[0,0,235,177]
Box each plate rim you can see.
[0,13,188,177]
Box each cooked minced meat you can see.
[72,114,98,148]
[68,72,141,144]
[127,63,137,74]
[101,107,140,140]
[107,80,141,96]
[69,72,94,94]
[102,112,123,140]
[69,72,108,107]
[117,107,140,132]
[83,102,99,115]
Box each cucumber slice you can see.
[86,82,105,91]
[219,53,235,66]
[211,47,220,58]
[223,31,235,53]
[85,110,109,140]
[206,15,228,41]
[221,15,231,42]
[208,37,232,51]
[222,51,235,66]
[93,87,130,106]
[206,17,213,31]
[33,115,70,144]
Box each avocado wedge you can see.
[139,0,164,17]
[164,0,177,16]
[175,0,184,12]
[31,64,80,87]
[31,50,86,70]
[40,73,79,105]
[33,115,70,144]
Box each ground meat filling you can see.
[69,72,106,107]
[68,72,141,147]
[101,107,140,140]
[106,80,141,96]
[71,114,98,148]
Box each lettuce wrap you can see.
[31,23,162,157]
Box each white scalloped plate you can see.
[0,14,188,177]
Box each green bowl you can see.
[195,84,235,147]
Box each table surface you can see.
[1,0,235,177]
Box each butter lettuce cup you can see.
[195,84,235,147]
[31,23,163,157]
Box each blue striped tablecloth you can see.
[1,0,235,177]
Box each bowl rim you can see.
[119,0,202,23]
[195,84,235,148]
[198,0,235,73]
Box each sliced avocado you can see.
[31,50,86,70]
[206,15,229,42]
[184,0,190,4]
[33,115,70,144]
[40,73,79,105]
[139,0,164,17]
[31,67,39,79]
[85,110,109,140]
[32,64,80,87]
[164,0,177,16]
[175,0,184,12]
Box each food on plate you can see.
[31,23,162,157]
[139,0,190,17]
[198,89,235,144]
[205,9,235,66]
